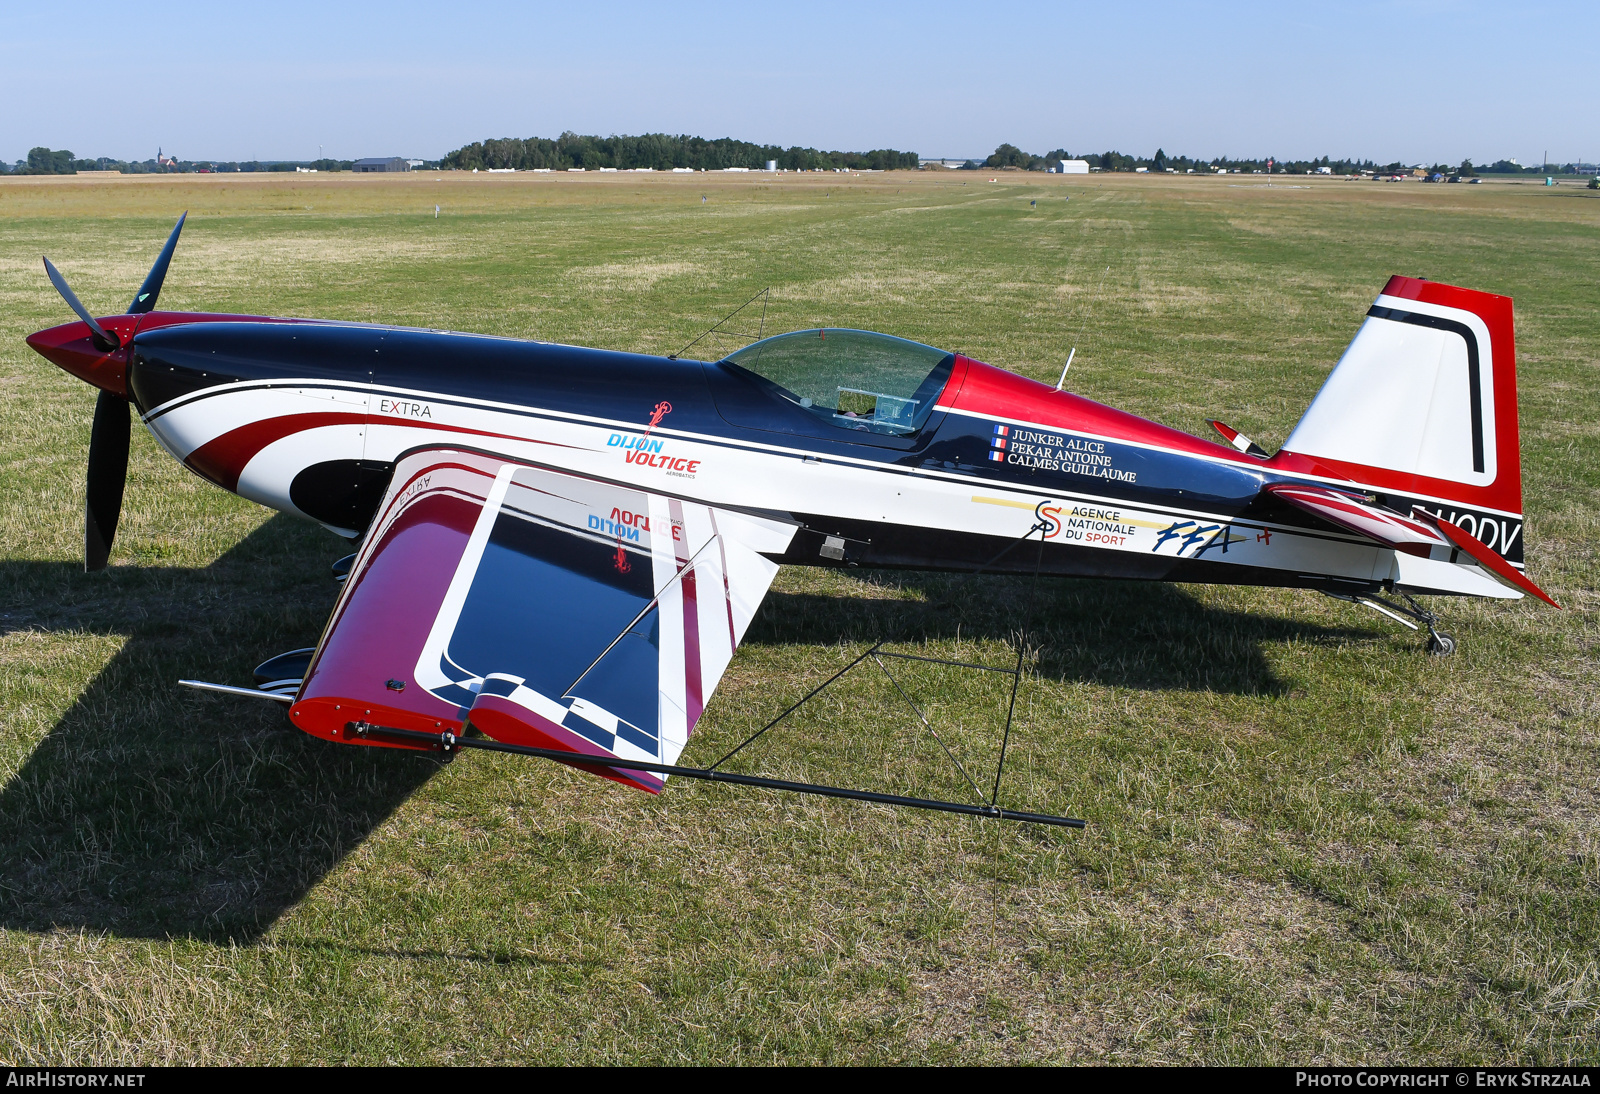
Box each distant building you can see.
[766,160,778,171]
[406,159,425,169]
[353,157,410,173]
[1055,160,1089,174]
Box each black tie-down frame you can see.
[349,520,1085,830]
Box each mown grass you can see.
[0,170,1595,1064]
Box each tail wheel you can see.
[1427,632,1457,656]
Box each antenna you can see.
[669,287,770,361]
[1054,348,1075,390]
[1056,264,1110,391]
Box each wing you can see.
[289,446,798,791]
[1263,482,1556,606]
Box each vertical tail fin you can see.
[1268,276,1526,566]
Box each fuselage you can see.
[28,313,1520,598]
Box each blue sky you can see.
[2,1,1594,165]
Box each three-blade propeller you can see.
[129,211,186,314]
[42,257,121,352]
[42,212,187,571]
[84,390,130,572]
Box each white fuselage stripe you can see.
[137,377,1520,599]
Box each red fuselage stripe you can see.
[179,410,576,492]
[186,412,366,490]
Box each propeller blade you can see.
[43,257,120,351]
[128,211,187,314]
[85,390,130,572]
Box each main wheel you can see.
[1427,632,1457,656]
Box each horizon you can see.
[6,142,1588,174]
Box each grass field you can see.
[0,169,1596,1064]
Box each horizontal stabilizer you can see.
[1412,509,1559,608]
[1264,481,1557,606]
[1263,482,1448,558]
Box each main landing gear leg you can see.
[1325,591,1456,656]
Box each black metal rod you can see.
[671,287,770,360]
[991,528,1048,807]
[874,650,1019,675]
[1397,591,1440,626]
[707,640,885,771]
[349,722,1085,829]
[710,520,1049,775]
[871,653,986,804]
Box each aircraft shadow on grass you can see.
[0,514,1378,944]
[0,514,440,944]
[753,573,1375,698]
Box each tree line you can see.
[6,141,1590,177]
[975,143,1591,176]
[441,132,919,172]
[1,148,375,174]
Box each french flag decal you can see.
[993,424,1009,438]
[988,450,1005,462]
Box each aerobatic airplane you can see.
[24,216,1557,824]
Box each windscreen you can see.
[723,328,955,435]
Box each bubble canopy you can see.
[722,328,956,435]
